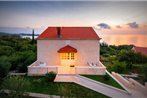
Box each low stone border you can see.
[106,70,131,94]
[28,92,60,98]
[9,72,26,76]
[0,89,61,98]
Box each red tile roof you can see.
[37,27,100,40]
[58,45,77,53]
[133,46,147,56]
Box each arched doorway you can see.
[57,45,77,74]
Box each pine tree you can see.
[31,29,34,44]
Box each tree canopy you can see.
[0,35,36,79]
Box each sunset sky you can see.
[0,1,147,46]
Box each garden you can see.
[100,42,147,84]
[0,34,147,97]
[0,75,109,98]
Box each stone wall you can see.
[112,72,147,95]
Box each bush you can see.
[0,46,14,56]
[117,45,133,50]
[57,84,71,97]
[1,76,30,98]
[110,61,127,73]
[103,74,110,81]
[103,54,110,57]
[45,71,56,82]
[9,51,36,72]
[100,42,108,47]
[141,65,147,82]
[100,46,116,56]
[118,50,147,64]
[0,56,11,78]
[17,53,36,72]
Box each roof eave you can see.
[37,38,101,40]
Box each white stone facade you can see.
[37,39,100,66]
[28,39,106,75]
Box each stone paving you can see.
[55,74,147,98]
[4,74,146,98]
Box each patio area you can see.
[27,61,106,76]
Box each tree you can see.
[110,61,127,73]
[0,46,14,56]
[0,56,11,78]
[31,29,35,44]
[117,45,133,50]
[141,65,147,82]
[16,51,36,72]
[100,42,108,47]
[100,42,117,56]
[0,35,37,73]
[118,50,147,65]
[118,50,134,70]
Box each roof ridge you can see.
[37,27,101,40]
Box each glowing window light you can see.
[60,53,75,60]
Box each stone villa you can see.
[28,27,106,75]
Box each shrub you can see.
[100,42,108,47]
[110,61,127,74]
[17,53,36,72]
[1,76,30,98]
[0,46,14,56]
[118,50,147,64]
[9,51,36,72]
[141,65,147,82]
[117,45,133,50]
[45,71,56,82]
[103,54,110,57]
[57,84,71,98]
[103,74,110,81]
[0,35,37,73]
[0,56,11,78]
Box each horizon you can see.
[0,26,146,47]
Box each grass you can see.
[82,74,125,90]
[23,76,110,98]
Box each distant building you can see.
[28,27,106,76]
[132,46,147,56]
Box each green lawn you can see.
[82,75,125,90]
[24,76,109,98]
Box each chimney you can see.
[57,27,62,38]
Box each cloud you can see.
[116,25,122,28]
[97,23,111,29]
[127,22,139,28]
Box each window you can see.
[71,53,74,60]
[61,53,75,60]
